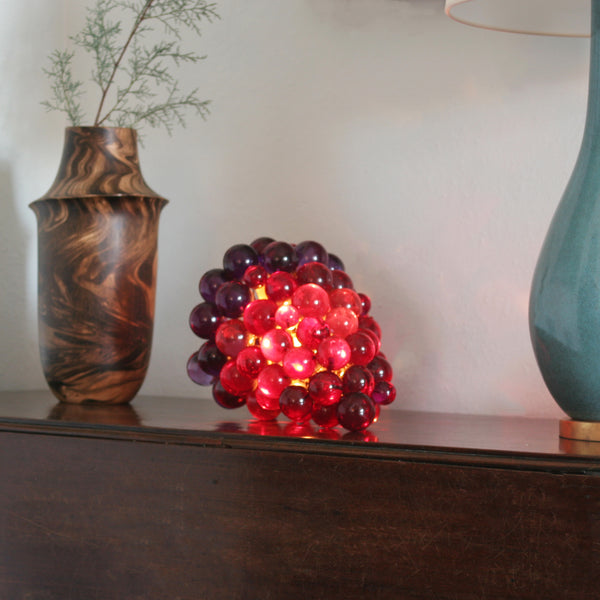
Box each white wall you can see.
[0,0,591,417]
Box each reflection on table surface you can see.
[1,389,596,457]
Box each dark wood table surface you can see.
[1,390,599,599]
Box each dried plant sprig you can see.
[42,0,218,134]
[41,50,86,125]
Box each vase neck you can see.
[38,127,164,200]
[583,0,600,140]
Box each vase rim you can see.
[30,195,169,206]
[64,125,137,132]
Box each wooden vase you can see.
[30,127,168,404]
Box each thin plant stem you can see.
[94,0,155,125]
[42,0,218,134]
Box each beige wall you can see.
[0,0,590,417]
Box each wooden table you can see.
[1,390,599,599]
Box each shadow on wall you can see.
[346,245,435,411]
[0,162,38,387]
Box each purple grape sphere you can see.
[189,302,223,339]
[250,236,275,254]
[223,244,259,279]
[186,352,216,386]
[199,268,228,304]
[328,253,345,271]
[261,241,298,273]
[197,341,228,376]
[295,240,329,267]
[215,281,251,318]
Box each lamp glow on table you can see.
[446,0,600,442]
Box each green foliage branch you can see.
[42,0,218,134]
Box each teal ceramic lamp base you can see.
[529,0,600,432]
[445,0,600,433]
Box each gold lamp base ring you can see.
[559,419,600,442]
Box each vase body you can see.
[30,127,167,405]
[529,1,600,421]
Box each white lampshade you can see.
[445,0,590,37]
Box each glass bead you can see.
[250,236,275,254]
[215,320,249,358]
[359,327,381,354]
[358,315,382,340]
[358,292,371,316]
[329,288,363,317]
[236,346,266,378]
[212,380,246,409]
[367,355,394,382]
[186,351,216,386]
[199,268,228,304]
[223,244,259,279]
[296,317,330,350]
[243,265,268,288]
[372,380,397,405]
[327,253,345,271]
[342,364,375,395]
[295,240,329,267]
[292,283,331,318]
[282,347,317,379]
[219,360,256,396]
[346,331,377,366]
[257,364,290,399]
[311,402,339,429]
[279,385,313,423]
[316,336,351,370]
[197,340,228,376]
[246,390,281,420]
[331,270,353,290]
[260,328,293,362]
[261,241,298,273]
[254,387,281,411]
[337,393,376,432]
[265,271,297,303]
[215,281,251,318]
[308,371,343,406]
[296,262,333,290]
[373,404,381,423]
[243,299,278,335]
[275,304,300,329]
[325,307,359,338]
[189,302,223,339]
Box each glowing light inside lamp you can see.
[445,0,590,37]
[188,239,396,433]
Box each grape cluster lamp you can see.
[446,0,600,441]
[187,239,396,433]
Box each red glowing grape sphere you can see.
[187,239,395,433]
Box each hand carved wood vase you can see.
[30,127,168,404]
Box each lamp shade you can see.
[445,0,590,37]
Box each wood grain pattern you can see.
[41,127,165,199]
[30,128,167,405]
[1,394,599,600]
